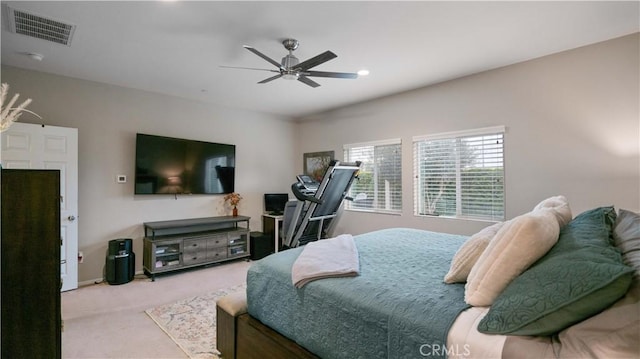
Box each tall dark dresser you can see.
[1,169,62,358]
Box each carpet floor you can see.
[62,260,252,358]
[145,283,246,359]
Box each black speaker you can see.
[108,238,132,255]
[106,238,135,285]
[250,231,274,260]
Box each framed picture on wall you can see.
[303,151,334,181]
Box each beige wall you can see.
[1,66,297,283]
[2,33,638,283]
[297,33,640,236]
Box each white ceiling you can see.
[1,1,638,119]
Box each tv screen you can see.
[135,133,235,195]
[264,193,289,215]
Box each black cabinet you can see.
[1,169,61,358]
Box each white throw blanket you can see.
[291,234,360,288]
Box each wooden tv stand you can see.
[142,216,250,280]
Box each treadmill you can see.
[282,160,361,247]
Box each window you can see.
[344,139,402,213]
[413,126,505,221]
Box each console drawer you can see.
[206,246,227,261]
[207,235,227,249]
[184,237,207,254]
[183,252,208,265]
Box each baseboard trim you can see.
[79,278,103,287]
[78,270,146,287]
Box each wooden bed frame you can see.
[217,303,318,359]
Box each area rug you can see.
[145,283,246,359]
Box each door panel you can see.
[1,123,79,291]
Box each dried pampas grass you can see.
[1,83,42,132]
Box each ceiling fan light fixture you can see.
[357,69,370,76]
[282,73,298,80]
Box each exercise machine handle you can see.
[291,183,323,204]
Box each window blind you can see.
[344,139,402,213]
[413,127,505,220]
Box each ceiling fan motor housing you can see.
[282,54,299,69]
[281,54,300,79]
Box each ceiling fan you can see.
[223,38,358,88]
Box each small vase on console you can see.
[224,192,242,217]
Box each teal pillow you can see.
[478,206,634,336]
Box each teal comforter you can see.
[247,228,470,359]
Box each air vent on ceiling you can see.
[6,6,76,46]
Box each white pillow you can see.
[613,209,640,282]
[557,284,640,358]
[444,222,504,284]
[533,195,572,226]
[465,209,561,306]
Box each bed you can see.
[217,205,639,358]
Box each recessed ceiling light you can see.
[357,69,370,76]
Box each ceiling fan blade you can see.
[258,74,283,84]
[304,71,358,79]
[220,65,279,73]
[297,75,321,88]
[244,45,283,69]
[294,51,337,71]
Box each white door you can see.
[1,122,79,291]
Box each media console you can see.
[142,216,251,281]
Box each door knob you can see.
[68,215,76,221]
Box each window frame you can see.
[413,126,505,221]
[343,138,402,214]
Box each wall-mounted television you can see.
[135,133,235,195]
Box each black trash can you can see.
[106,238,135,285]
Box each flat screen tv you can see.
[264,193,289,215]
[135,133,235,195]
